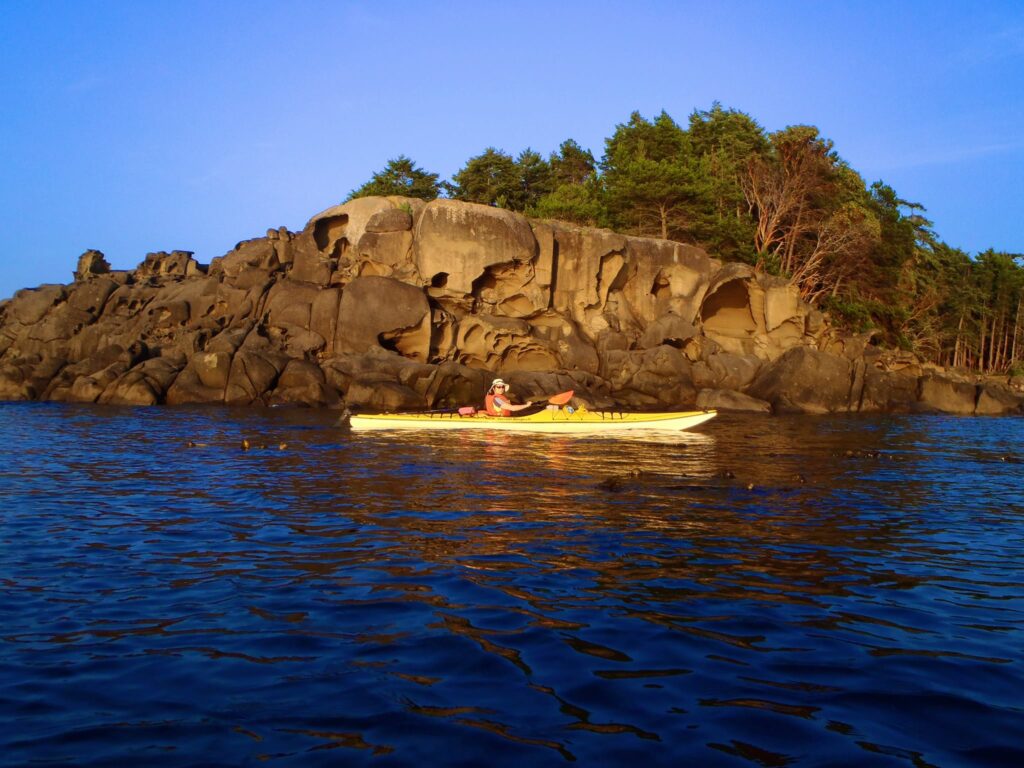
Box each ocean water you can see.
[0,403,1021,767]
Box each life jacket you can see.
[485,393,511,416]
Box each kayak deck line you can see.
[348,408,717,433]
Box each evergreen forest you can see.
[348,105,1023,377]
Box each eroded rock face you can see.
[416,200,537,296]
[337,276,431,362]
[75,250,111,281]
[0,195,996,415]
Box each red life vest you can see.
[485,393,511,416]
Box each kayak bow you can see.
[348,408,716,434]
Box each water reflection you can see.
[0,404,1021,766]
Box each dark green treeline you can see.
[347,104,1023,376]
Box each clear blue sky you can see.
[1,0,1022,300]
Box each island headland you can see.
[1,196,1021,415]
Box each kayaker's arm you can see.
[494,395,533,413]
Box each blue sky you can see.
[1,0,1021,300]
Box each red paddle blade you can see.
[547,390,574,405]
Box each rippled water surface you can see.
[1,403,1022,767]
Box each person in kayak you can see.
[485,379,534,416]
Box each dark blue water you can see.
[1,403,1022,767]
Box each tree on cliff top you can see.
[549,139,597,186]
[447,148,520,208]
[448,148,554,210]
[348,155,441,201]
[602,111,710,241]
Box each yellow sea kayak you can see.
[348,408,717,433]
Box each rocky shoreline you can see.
[1,196,1021,416]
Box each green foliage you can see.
[515,148,554,211]
[448,147,555,210]
[447,147,520,207]
[348,155,441,201]
[530,180,607,227]
[549,139,596,186]
[688,102,769,165]
[820,296,874,332]
[601,111,709,240]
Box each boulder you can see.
[528,313,600,374]
[420,360,490,408]
[9,285,66,326]
[691,352,761,391]
[212,238,280,279]
[43,344,140,401]
[225,349,287,405]
[270,359,340,407]
[305,196,399,262]
[0,365,35,400]
[99,371,159,406]
[917,374,977,415]
[74,250,111,281]
[365,208,413,233]
[337,276,431,362]
[859,369,918,413]
[748,347,853,414]
[605,345,696,408]
[264,280,320,329]
[310,288,341,355]
[288,234,334,286]
[353,230,415,279]
[640,313,698,350]
[193,351,233,390]
[165,363,224,404]
[69,361,130,403]
[100,359,176,405]
[136,251,202,278]
[415,200,537,295]
[696,388,772,413]
[345,376,422,410]
[68,277,117,318]
[975,383,1024,415]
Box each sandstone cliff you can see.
[0,197,1020,416]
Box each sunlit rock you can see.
[415,200,537,296]
[74,250,111,281]
[917,374,977,415]
[749,347,854,414]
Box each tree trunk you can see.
[978,317,987,372]
[1011,293,1023,368]
[954,312,965,369]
